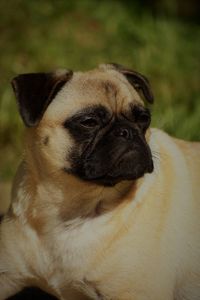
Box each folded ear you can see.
[105,63,154,104]
[11,70,73,127]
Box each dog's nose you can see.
[113,127,132,139]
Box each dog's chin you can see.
[65,150,154,187]
[89,175,140,187]
[80,151,154,187]
[81,162,154,187]
[88,171,149,187]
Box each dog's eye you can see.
[80,117,99,128]
[136,111,150,124]
[132,106,151,131]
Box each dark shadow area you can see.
[7,287,58,300]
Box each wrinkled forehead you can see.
[42,69,144,123]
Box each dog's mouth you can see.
[81,150,154,187]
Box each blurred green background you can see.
[0,0,200,187]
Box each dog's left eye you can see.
[136,111,150,124]
[80,117,99,128]
[132,106,151,131]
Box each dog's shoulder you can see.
[150,128,200,205]
[171,135,200,191]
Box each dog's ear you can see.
[11,70,73,127]
[104,63,154,104]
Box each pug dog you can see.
[0,63,200,300]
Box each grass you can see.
[0,0,200,181]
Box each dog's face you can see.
[12,64,154,187]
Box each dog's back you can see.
[174,138,200,207]
[150,130,200,300]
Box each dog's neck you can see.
[10,156,137,234]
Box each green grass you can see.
[0,0,200,180]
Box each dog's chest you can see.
[48,216,114,297]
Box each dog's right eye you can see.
[80,117,99,128]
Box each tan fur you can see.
[0,65,200,299]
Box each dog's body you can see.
[0,64,200,300]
